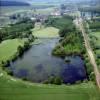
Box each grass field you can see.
[0,74,100,100]
[32,26,59,38]
[0,39,26,62]
[90,32,100,47]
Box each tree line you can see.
[0,18,35,42]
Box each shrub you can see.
[54,77,63,85]
[1,60,10,67]
[17,45,24,56]
[89,72,95,82]
[44,76,63,85]
[5,69,13,76]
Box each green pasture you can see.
[0,74,100,100]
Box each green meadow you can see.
[0,73,100,100]
[0,39,26,62]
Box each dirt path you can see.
[76,16,100,88]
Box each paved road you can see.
[76,16,100,88]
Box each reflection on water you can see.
[10,39,86,84]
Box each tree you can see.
[24,41,30,51]
[54,77,62,85]
[48,76,55,84]
[89,72,95,81]
[0,33,2,42]
[17,46,24,56]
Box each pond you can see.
[9,38,87,84]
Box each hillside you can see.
[0,0,30,6]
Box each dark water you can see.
[9,39,86,84]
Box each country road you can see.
[75,14,100,88]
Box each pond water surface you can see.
[9,39,87,84]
